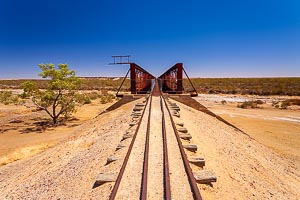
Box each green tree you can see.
[22,63,81,125]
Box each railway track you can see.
[109,81,203,200]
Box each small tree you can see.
[22,64,81,125]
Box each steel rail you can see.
[162,95,203,200]
[140,94,152,199]
[160,96,172,199]
[109,95,151,200]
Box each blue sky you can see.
[0,0,299,78]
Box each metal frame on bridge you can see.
[113,56,197,96]
[158,63,183,94]
[130,63,155,94]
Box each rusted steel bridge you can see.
[158,63,183,94]
[115,58,196,96]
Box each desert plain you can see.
[0,91,299,199]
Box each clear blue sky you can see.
[0,0,299,78]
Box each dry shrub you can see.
[237,101,260,109]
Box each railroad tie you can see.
[177,127,188,133]
[176,122,184,127]
[116,144,126,151]
[106,156,118,165]
[193,171,217,184]
[179,133,192,140]
[189,157,205,167]
[183,144,197,152]
[95,173,116,186]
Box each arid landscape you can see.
[0,83,299,199]
[1,1,300,199]
[195,94,300,163]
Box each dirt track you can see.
[0,98,299,199]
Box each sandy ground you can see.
[173,98,300,199]
[147,97,164,199]
[114,99,149,199]
[0,100,115,166]
[0,98,139,199]
[194,94,300,162]
[0,94,299,199]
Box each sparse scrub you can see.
[221,100,227,105]
[0,91,24,105]
[1,77,299,96]
[100,94,115,104]
[280,101,290,109]
[254,100,264,105]
[237,101,260,109]
[183,77,300,96]
[271,99,300,109]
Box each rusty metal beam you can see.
[130,63,155,94]
[158,63,183,94]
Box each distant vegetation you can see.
[237,100,264,109]
[184,77,300,96]
[0,91,25,105]
[1,77,299,96]
[0,77,130,91]
[272,99,300,109]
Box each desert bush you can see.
[280,101,291,109]
[285,99,300,106]
[221,100,227,105]
[254,100,264,105]
[84,97,92,104]
[100,94,115,104]
[76,94,92,104]
[273,99,300,109]
[87,92,100,100]
[22,64,81,125]
[237,101,259,109]
[0,91,13,104]
[0,91,24,105]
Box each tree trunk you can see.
[52,116,58,125]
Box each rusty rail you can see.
[160,96,172,199]
[162,95,203,200]
[140,95,152,199]
[110,80,201,200]
[109,95,150,200]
